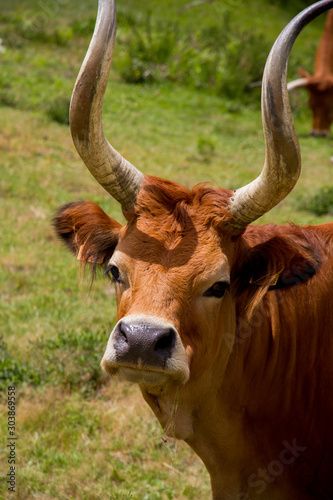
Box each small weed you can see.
[183,485,198,499]
[0,337,29,393]
[197,136,216,160]
[46,96,70,125]
[33,329,108,395]
[0,88,18,108]
[70,17,96,37]
[296,186,333,216]
[119,13,176,84]
[109,493,133,500]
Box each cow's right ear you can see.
[52,201,122,266]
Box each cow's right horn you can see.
[70,0,144,210]
[228,0,333,229]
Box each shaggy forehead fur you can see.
[119,176,238,269]
[129,176,235,230]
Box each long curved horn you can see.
[228,0,333,229]
[70,0,144,209]
[287,78,309,90]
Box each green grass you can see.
[0,0,332,498]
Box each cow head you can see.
[287,9,333,136]
[54,179,243,435]
[307,79,333,136]
[53,0,329,438]
[288,69,333,136]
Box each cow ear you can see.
[298,67,311,79]
[232,234,320,317]
[53,201,122,266]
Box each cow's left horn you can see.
[70,0,144,209]
[287,78,308,91]
[228,0,333,229]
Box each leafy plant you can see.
[46,96,70,125]
[0,328,108,396]
[197,136,216,161]
[296,186,333,216]
[0,336,40,392]
[119,13,177,84]
[0,9,75,48]
[33,329,108,395]
[118,10,270,103]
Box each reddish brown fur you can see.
[314,9,333,77]
[298,10,333,134]
[53,177,333,499]
[53,201,122,268]
[233,224,322,318]
[228,222,333,498]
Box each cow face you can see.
[54,177,241,434]
[102,211,234,383]
[306,81,333,136]
[290,69,333,136]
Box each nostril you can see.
[119,322,129,343]
[154,329,176,353]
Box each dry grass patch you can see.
[0,385,210,500]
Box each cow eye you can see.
[203,281,230,298]
[104,265,120,282]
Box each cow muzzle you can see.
[311,128,330,137]
[101,315,190,387]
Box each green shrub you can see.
[297,186,333,216]
[0,337,40,392]
[119,11,270,102]
[110,493,133,500]
[33,329,108,395]
[46,96,70,125]
[271,0,313,9]
[0,88,18,108]
[119,13,177,84]
[197,136,216,161]
[0,329,108,397]
[1,10,74,48]
[69,17,96,37]
[53,26,74,46]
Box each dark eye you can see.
[104,265,120,282]
[203,281,230,298]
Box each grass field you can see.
[0,0,332,499]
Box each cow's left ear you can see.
[53,201,122,266]
[298,67,311,80]
[232,234,321,295]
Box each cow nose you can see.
[114,320,177,369]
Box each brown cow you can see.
[288,8,333,136]
[53,1,333,499]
